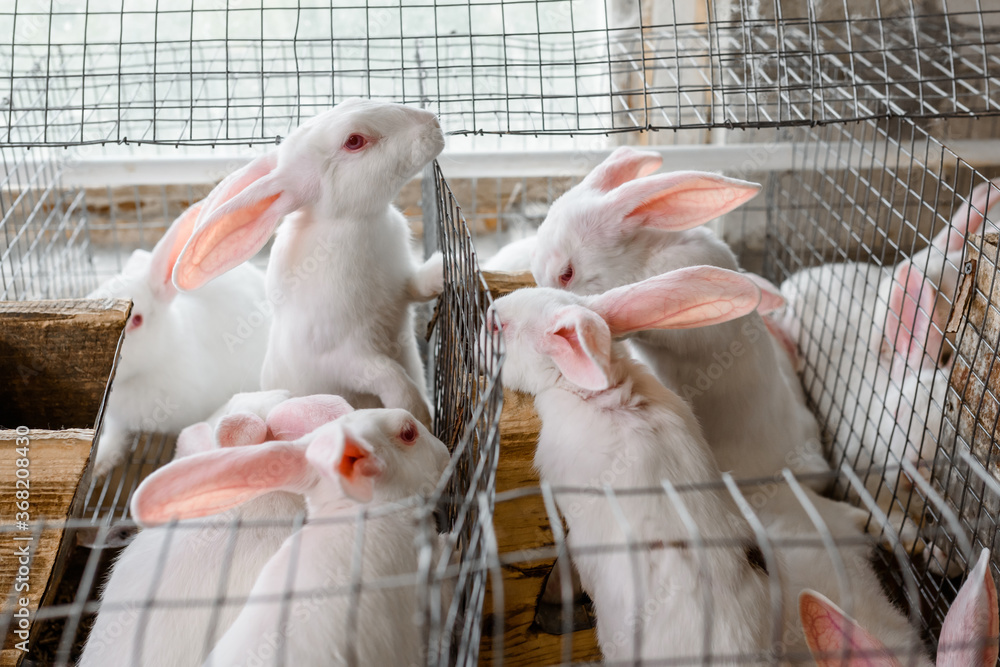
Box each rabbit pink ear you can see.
[607,172,761,232]
[580,147,663,193]
[148,202,203,302]
[537,305,612,391]
[740,272,786,315]
[131,442,311,526]
[266,395,355,441]
[306,426,385,502]
[885,261,942,372]
[938,550,999,667]
[935,179,1000,254]
[799,590,898,666]
[217,412,269,448]
[173,154,317,290]
[174,421,215,459]
[589,265,764,337]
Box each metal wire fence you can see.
[2,1,999,146]
[0,152,504,665]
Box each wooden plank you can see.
[0,299,130,430]
[0,429,95,667]
[479,274,602,666]
[945,233,1000,542]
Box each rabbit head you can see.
[132,408,449,526]
[530,146,761,294]
[487,265,783,395]
[88,202,203,380]
[173,99,445,290]
[874,178,1000,380]
[799,550,998,666]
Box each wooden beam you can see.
[0,300,130,430]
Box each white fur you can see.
[489,285,771,663]
[89,252,269,476]
[482,234,536,272]
[760,486,930,666]
[778,259,953,528]
[174,99,446,428]
[531,152,828,486]
[198,410,451,666]
[80,399,303,667]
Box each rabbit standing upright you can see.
[529,146,829,486]
[486,265,778,663]
[130,408,451,667]
[80,393,352,667]
[88,202,271,475]
[799,549,999,666]
[172,99,446,428]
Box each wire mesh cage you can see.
[3,1,1000,666]
[467,114,1000,665]
[3,0,1000,146]
[0,144,503,665]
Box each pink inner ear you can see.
[740,273,785,314]
[148,202,203,302]
[131,442,310,526]
[591,265,762,337]
[173,153,307,290]
[174,421,215,459]
[536,306,612,391]
[936,179,999,253]
[336,437,384,503]
[938,550,1000,667]
[885,262,941,374]
[266,395,355,441]
[799,591,898,666]
[582,147,663,193]
[217,412,268,448]
[611,172,761,232]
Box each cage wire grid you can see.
[2,1,1000,146]
[760,116,1000,639]
[0,158,503,665]
[4,122,1000,664]
[440,121,1000,666]
[2,1,1000,664]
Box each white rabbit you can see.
[130,408,451,667]
[754,484,928,665]
[529,146,830,487]
[171,389,292,459]
[80,393,352,667]
[482,234,536,272]
[486,265,776,663]
[778,179,1000,527]
[171,99,446,428]
[799,549,998,666]
[88,202,271,476]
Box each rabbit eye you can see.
[127,313,143,331]
[559,264,574,286]
[343,134,368,152]
[487,310,501,334]
[399,421,418,445]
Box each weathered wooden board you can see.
[0,299,130,430]
[947,234,1000,474]
[0,429,95,667]
[479,273,602,666]
[944,233,1000,543]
